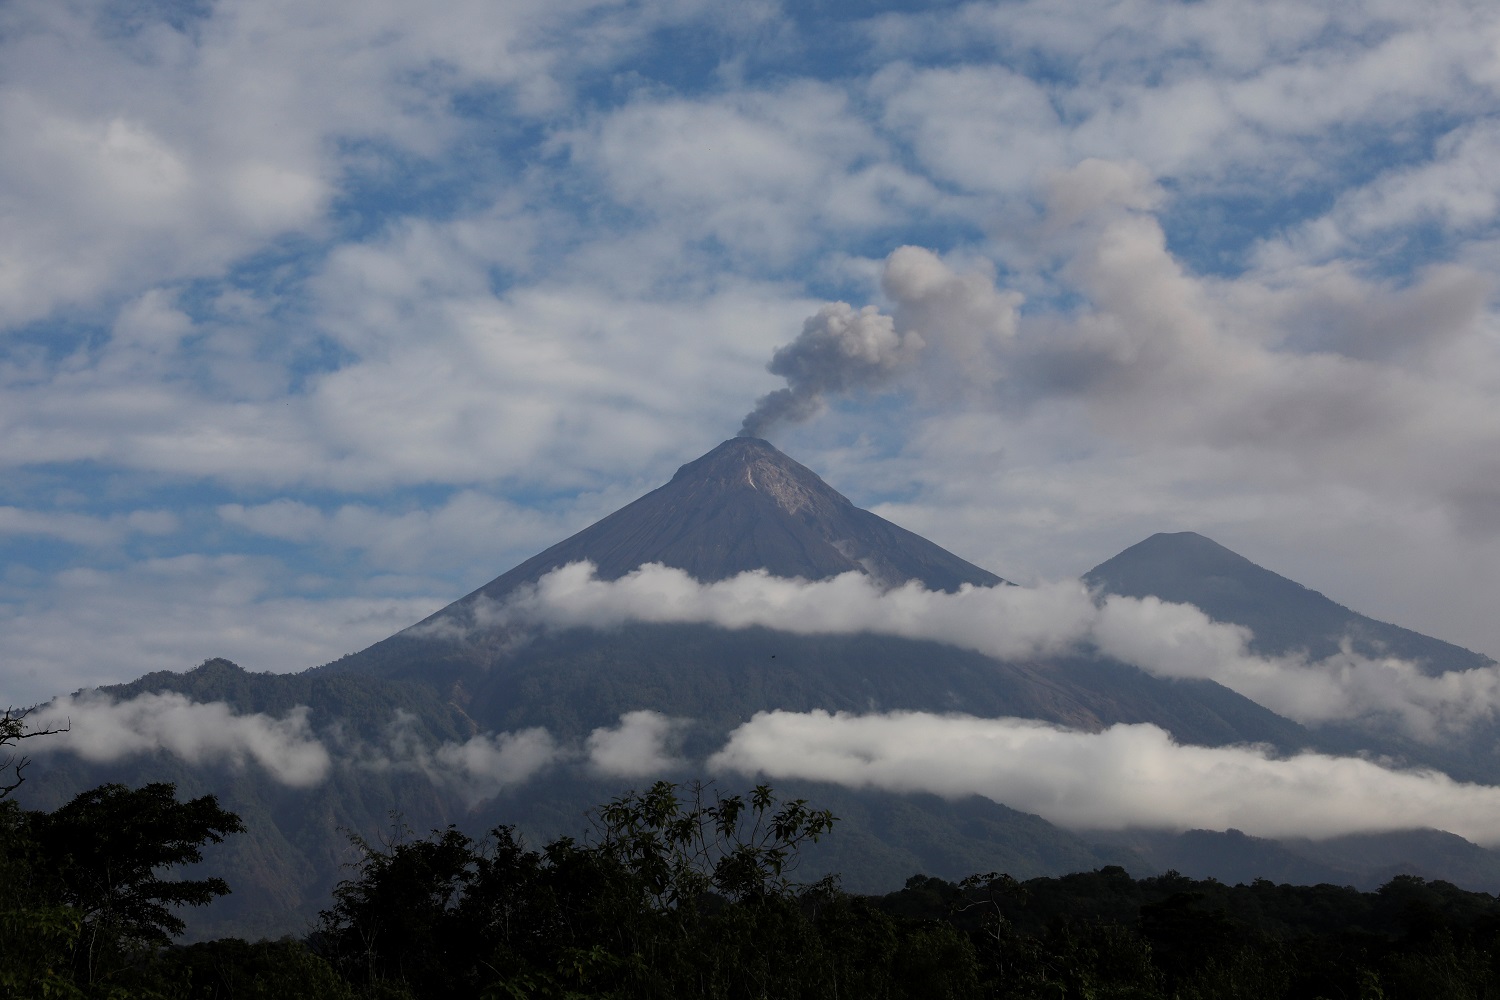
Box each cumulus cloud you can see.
[30,691,330,787]
[0,507,177,546]
[23,688,682,801]
[7,0,1500,707]
[1091,595,1500,738]
[434,729,561,792]
[217,491,587,577]
[478,561,1095,661]
[363,714,565,805]
[0,554,441,706]
[586,709,687,778]
[872,2,1500,187]
[572,82,942,263]
[710,710,1500,845]
[0,0,710,327]
[467,561,1500,739]
[357,709,684,804]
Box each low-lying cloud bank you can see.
[454,561,1500,739]
[363,707,686,803]
[360,712,564,803]
[30,690,1500,846]
[29,692,686,798]
[710,710,1500,846]
[31,691,332,787]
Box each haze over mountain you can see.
[21,436,1500,938]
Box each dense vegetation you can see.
[9,709,1500,999]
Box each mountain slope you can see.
[458,437,1004,605]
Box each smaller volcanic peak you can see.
[1087,531,1490,673]
[462,437,1003,607]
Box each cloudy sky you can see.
[6,0,1500,707]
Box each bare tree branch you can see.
[1,706,68,799]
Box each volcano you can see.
[29,437,1500,938]
[326,440,1306,752]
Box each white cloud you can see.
[586,709,686,778]
[23,690,676,801]
[872,64,1066,196]
[0,554,441,707]
[217,491,590,577]
[482,561,1095,660]
[5,0,1500,714]
[30,691,331,787]
[473,561,1500,739]
[710,710,1500,845]
[361,719,564,806]
[0,506,177,546]
[0,247,813,492]
[871,1,1500,186]
[0,0,709,327]
[1092,595,1500,738]
[355,709,681,803]
[432,728,562,800]
[571,82,942,261]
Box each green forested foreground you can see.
[7,706,1500,1000]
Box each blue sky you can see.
[5,0,1500,705]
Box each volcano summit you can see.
[448,436,1003,606]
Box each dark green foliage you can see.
[316,781,982,1000]
[20,771,1500,999]
[0,782,244,997]
[33,782,246,946]
[872,866,1500,1000]
[162,937,353,999]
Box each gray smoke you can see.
[739,302,921,437]
[739,246,1023,436]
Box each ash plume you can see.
[739,302,922,437]
[739,245,1023,437]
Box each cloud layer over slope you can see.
[711,710,1500,846]
[466,561,1500,739]
[31,689,1500,849]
